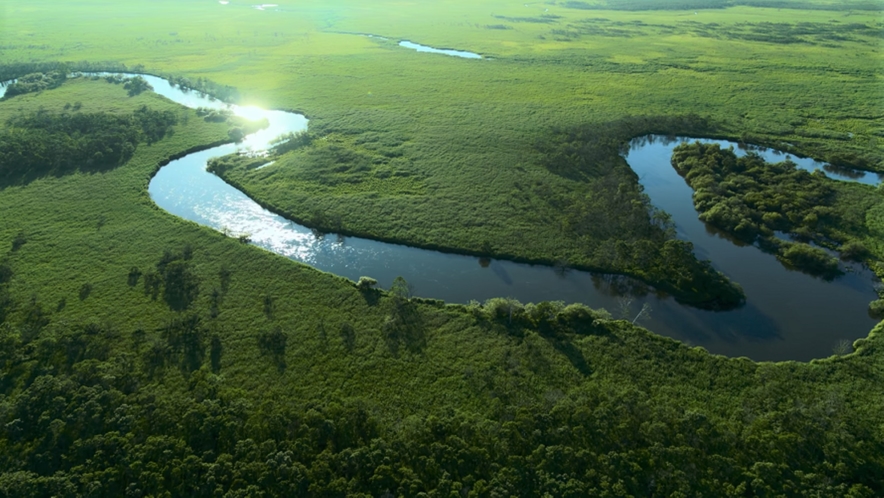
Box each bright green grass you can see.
[3,2,881,289]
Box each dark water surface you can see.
[3,75,878,361]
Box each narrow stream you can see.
[2,75,878,361]
[398,41,483,59]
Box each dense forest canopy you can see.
[670,142,882,280]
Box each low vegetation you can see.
[671,142,884,282]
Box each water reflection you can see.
[2,73,875,361]
[398,41,483,59]
[144,86,879,362]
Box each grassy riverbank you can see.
[2,3,881,296]
[0,78,882,496]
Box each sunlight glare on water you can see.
[128,72,879,361]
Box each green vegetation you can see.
[2,71,67,98]
[211,114,747,309]
[0,59,880,498]
[1,0,883,494]
[0,105,177,185]
[671,142,884,281]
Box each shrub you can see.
[777,242,841,279]
[356,276,378,290]
[839,240,871,262]
[869,299,884,319]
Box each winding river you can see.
[3,74,879,361]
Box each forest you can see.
[0,106,177,185]
[0,246,881,496]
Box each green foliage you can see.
[776,241,841,279]
[671,142,884,278]
[840,240,872,262]
[2,72,67,98]
[122,75,152,96]
[258,327,288,370]
[869,299,884,319]
[355,276,378,290]
[0,2,882,495]
[271,130,313,155]
[155,248,200,311]
[0,99,177,185]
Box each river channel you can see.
[3,74,878,361]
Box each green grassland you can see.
[2,0,884,494]
[0,1,884,302]
[6,0,877,301]
[0,77,882,495]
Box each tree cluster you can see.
[535,116,745,309]
[2,72,67,98]
[0,106,177,185]
[0,315,881,497]
[671,142,848,278]
[140,247,201,311]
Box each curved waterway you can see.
[5,75,877,361]
[398,41,483,59]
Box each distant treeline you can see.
[0,106,177,185]
[561,0,882,11]
[0,62,240,104]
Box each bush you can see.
[356,276,378,290]
[839,240,871,262]
[777,242,842,279]
[869,299,884,319]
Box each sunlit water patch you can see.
[398,41,482,59]
[3,73,876,361]
[128,78,884,361]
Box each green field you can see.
[7,0,877,300]
[2,0,884,495]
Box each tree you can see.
[123,76,152,96]
[356,276,378,290]
[390,276,412,302]
[162,260,200,311]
